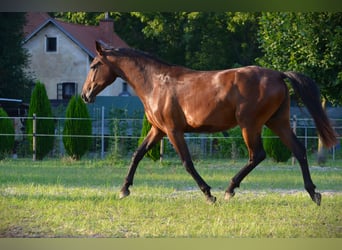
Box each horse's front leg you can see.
[119,127,164,199]
[167,131,216,204]
[225,128,266,200]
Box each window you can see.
[118,82,131,96]
[57,82,78,100]
[46,37,57,52]
[62,82,77,99]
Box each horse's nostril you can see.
[81,93,87,102]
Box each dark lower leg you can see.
[119,128,164,198]
[293,143,321,205]
[168,131,216,203]
[269,124,321,205]
[226,150,266,196]
[120,148,146,197]
[183,159,215,202]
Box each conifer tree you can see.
[0,108,15,159]
[263,127,291,162]
[63,95,92,160]
[26,81,55,160]
[138,114,160,161]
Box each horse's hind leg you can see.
[225,127,266,200]
[167,130,216,203]
[119,126,164,199]
[266,119,321,205]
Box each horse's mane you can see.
[109,47,174,67]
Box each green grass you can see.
[0,158,341,238]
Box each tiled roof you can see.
[23,12,129,57]
[23,12,50,36]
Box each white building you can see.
[23,12,134,101]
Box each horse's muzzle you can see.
[81,92,95,103]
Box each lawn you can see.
[0,158,341,238]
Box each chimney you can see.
[99,12,114,46]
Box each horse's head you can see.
[81,41,118,103]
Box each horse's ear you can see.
[95,41,103,55]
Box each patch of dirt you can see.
[0,226,26,238]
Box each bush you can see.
[0,108,15,159]
[138,114,160,161]
[108,108,130,159]
[214,127,248,159]
[263,127,291,162]
[26,81,55,160]
[63,95,92,160]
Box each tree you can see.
[127,12,261,70]
[0,108,15,159]
[257,12,342,105]
[263,127,291,163]
[257,12,342,162]
[0,12,32,101]
[26,81,55,160]
[138,114,160,161]
[63,95,92,160]
[53,12,261,70]
[182,12,261,69]
[53,12,102,25]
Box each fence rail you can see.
[0,115,341,161]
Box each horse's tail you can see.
[282,71,337,148]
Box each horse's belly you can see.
[185,107,237,133]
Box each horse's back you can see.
[146,65,288,134]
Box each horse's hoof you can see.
[312,192,321,206]
[119,189,130,199]
[224,191,235,201]
[206,195,217,204]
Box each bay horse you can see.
[82,41,337,205]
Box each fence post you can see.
[101,106,105,159]
[160,138,164,162]
[32,113,36,161]
[292,115,297,165]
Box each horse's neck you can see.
[116,57,157,98]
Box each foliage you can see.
[125,12,262,70]
[138,113,160,161]
[107,108,144,160]
[63,96,92,160]
[263,127,292,163]
[54,12,102,25]
[257,12,342,105]
[214,127,248,159]
[0,108,14,159]
[26,81,55,160]
[0,13,32,101]
[53,12,341,106]
[53,12,261,70]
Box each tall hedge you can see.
[63,95,92,160]
[0,108,15,159]
[138,114,160,161]
[263,127,291,162]
[26,81,55,160]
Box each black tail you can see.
[283,71,337,148]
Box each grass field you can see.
[0,157,341,238]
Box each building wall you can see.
[23,23,133,99]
